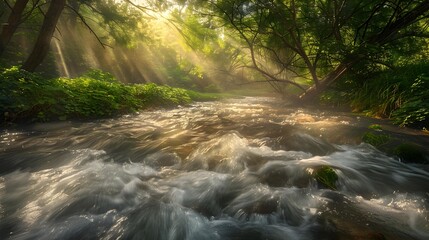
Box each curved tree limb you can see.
[65,4,110,49]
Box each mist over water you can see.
[0,97,428,240]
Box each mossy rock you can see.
[368,124,383,131]
[394,143,428,164]
[362,132,390,147]
[314,166,338,190]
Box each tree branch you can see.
[4,0,12,10]
[65,4,110,48]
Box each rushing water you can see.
[0,97,428,240]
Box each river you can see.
[0,97,428,240]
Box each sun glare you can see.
[48,0,246,92]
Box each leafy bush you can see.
[57,77,140,118]
[0,66,66,122]
[1,67,194,123]
[132,83,191,107]
[325,62,429,128]
[391,74,429,128]
[81,68,119,83]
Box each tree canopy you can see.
[176,0,429,99]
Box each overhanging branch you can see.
[65,4,110,49]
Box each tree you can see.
[179,0,429,101]
[21,0,66,72]
[19,0,156,72]
[0,0,40,56]
[301,0,429,101]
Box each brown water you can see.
[0,97,428,240]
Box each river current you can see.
[0,97,428,240]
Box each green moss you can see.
[314,166,338,190]
[394,143,427,164]
[362,132,390,147]
[368,124,382,130]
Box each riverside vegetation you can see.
[0,66,220,124]
[1,65,427,166]
[3,63,428,130]
[321,62,429,130]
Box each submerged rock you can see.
[313,166,338,190]
[394,143,428,164]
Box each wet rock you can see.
[257,161,311,188]
[224,187,304,226]
[283,133,338,156]
[260,166,289,187]
[319,191,425,240]
[190,221,307,240]
[120,200,204,240]
[307,216,340,240]
[313,166,338,190]
[143,152,182,169]
[362,132,390,147]
[394,143,428,164]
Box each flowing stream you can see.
[1,97,428,240]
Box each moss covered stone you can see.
[368,124,383,131]
[394,143,427,164]
[362,132,390,147]
[314,166,338,190]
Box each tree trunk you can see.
[21,0,66,72]
[299,60,356,102]
[0,0,30,56]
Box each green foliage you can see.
[183,0,429,97]
[391,74,429,128]
[314,166,338,190]
[326,62,429,128]
[56,77,139,118]
[132,83,191,107]
[80,0,152,48]
[0,66,65,122]
[81,69,119,83]
[320,90,348,107]
[0,67,193,123]
[362,132,390,147]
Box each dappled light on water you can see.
[0,97,428,239]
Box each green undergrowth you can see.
[0,67,223,124]
[321,62,429,129]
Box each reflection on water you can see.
[0,97,428,240]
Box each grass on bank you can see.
[0,67,223,123]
